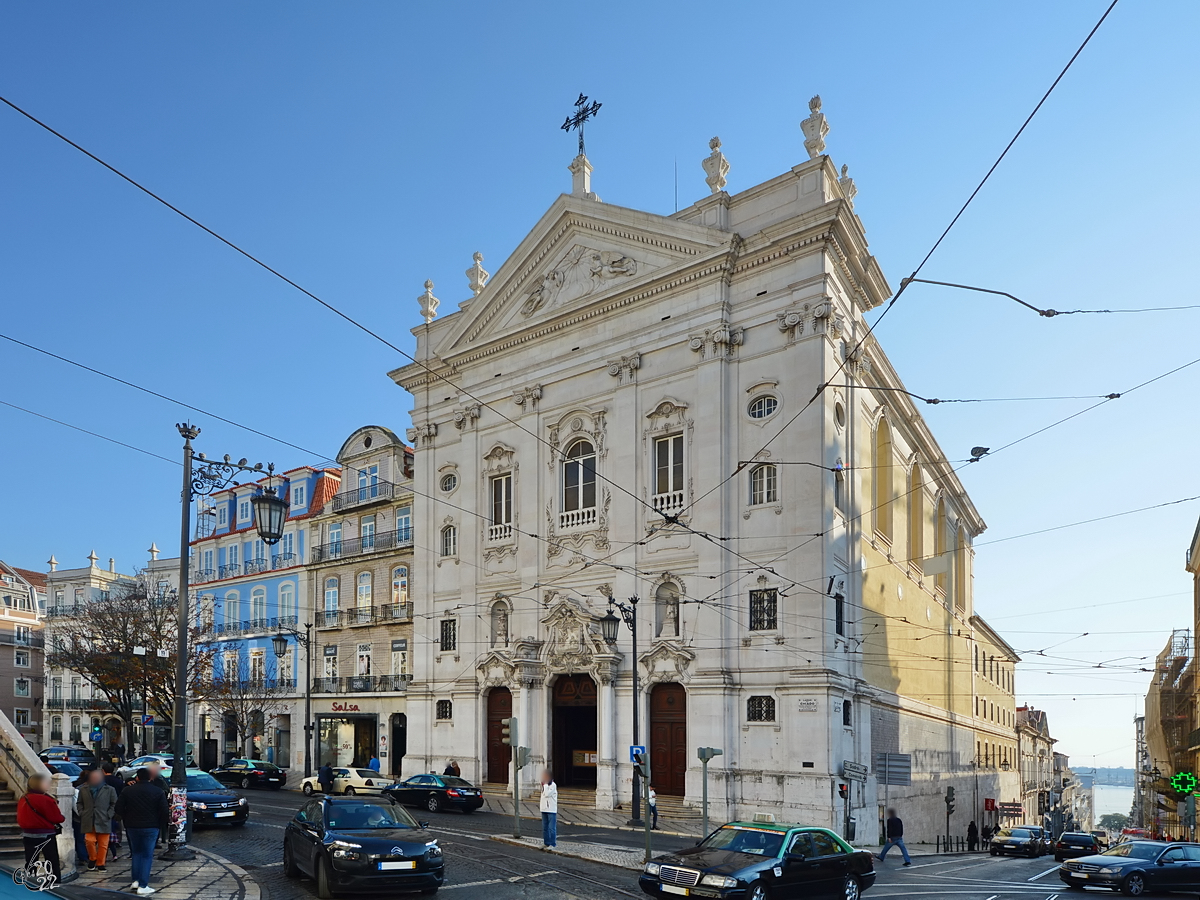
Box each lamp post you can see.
[600,596,642,826]
[165,422,285,860]
[272,624,314,778]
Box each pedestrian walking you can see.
[17,774,64,884]
[648,787,659,830]
[981,823,992,844]
[77,768,117,871]
[368,756,381,772]
[877,808,912,865]
[115,768,169,896]
[967,820,978,852]
[102,762,125,856]
[318,762,335,795]
[539,769,558,850]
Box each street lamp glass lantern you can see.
[600,609,620,644]
[251,488,289,544]
[271,633,288,660]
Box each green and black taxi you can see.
[639,821,875,900]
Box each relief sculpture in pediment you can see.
[521,245,637,317]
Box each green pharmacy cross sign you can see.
[1170,771,1198,794]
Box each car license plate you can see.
[661,887,689,896]
[215,811,236,818]
[378,861,416,870]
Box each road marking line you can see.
[442,878,507,891]
[1028,866,1059,881]
[1045,895,1059,899]
[257,862,282,868]
[986,895,1000,899]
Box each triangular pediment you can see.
[438,195,732,355]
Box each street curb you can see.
[195,847,262,900]
[489,834,644,871]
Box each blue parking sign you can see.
[630,745,646,762]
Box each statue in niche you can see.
[491,602,510,648]
[656,582,680,638]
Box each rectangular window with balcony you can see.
[14,649,29,668]
[250,648,266,682]
[329,523,343,555]
[391,640,409,677]
[490,474,513,541]
[324,578,339,616]
[14,626,31,646]
[654,434,685,516]
[323,649,338,679]
[361,516,376,551]
[74,588,84,605]
[440,619,457,653]
[54,589,63,605]
[357,643,372,676]
[396,506,412,539]
[748,589,778,631]
[280,532,294,563]
[358,465,379,502]
[51,677,62,700]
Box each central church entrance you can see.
[551,674,597,788]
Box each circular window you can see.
[834,402,846,428]
[748,395,778,419]
[440,473,458,492]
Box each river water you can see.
[1094,783,1135,819]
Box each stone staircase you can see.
[0,779,25,862]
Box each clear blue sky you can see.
[3,1,1197,770]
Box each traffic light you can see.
[945,786,956,814]
[501,717,517,747]
[837,783,849,799]
[633,751,650,779]
[515,747,530,770]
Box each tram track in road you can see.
[438,836,642,900]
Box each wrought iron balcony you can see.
[378,602,413,623]
[311,527,413,563]
[192,569,216,583]
[219,563,241,579]
[49,730,62,742]
[44,604,85,618]
[271,553,297,570]
[315,605,411,628]
[204,615,299,638]
[315,610,341,628]
[47,697,113,710]
[0,631,44,648]
[312,674,411,694]
[244,559,269,575]
[331,480,396,513]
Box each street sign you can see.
[140,715,154,727]
[998,802,1023,817]
[630,745,646,763]
[841,760,868,782]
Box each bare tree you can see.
[45,573,214,749]
[197,655,289,759]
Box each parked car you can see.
[42,746,98,766]
[283,795,444,898]
[1054,831,1101,861]
[45,760,83,781]
[1089,829,1109,850]
[118,754,176,781]
[1022,825,1053,856]
[639,821,875,900]
[162,767,248,828]
[990,827,1042,858]
[210,759,287,789]
[301,768,396,796]
[1059,840,1200,895]
[383,775,484,814]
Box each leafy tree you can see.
[45,574,214,750]
[197,653,290,759]
[1099,813,1130,832]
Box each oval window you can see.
[440,473,458,492]
[748,395,778,419]
[834,402,846,428]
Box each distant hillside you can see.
[1076,767,1135,787]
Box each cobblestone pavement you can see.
[55,844,258,900]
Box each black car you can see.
[990,827,1042,858]
[383,775,484,814]
[163,768,248,828]
[640,821,875,900]
[1059,840,1200,895]
[210,758,287,790]
[1024,825,1053,856]
[283,795,444,898]
[1054,831,1100,861]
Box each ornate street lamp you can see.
[272,624,315,778]
[166,422,280,860]
[603,596,643,826]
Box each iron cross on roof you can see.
[561,93,602,157]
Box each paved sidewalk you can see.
[491,834,646,870]
[53,846,259,900]
[482,795,705,838]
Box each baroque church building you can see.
[391,99,1018,837]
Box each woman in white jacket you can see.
[539,769,558,849]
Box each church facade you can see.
[391,102,1017,838]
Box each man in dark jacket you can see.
[115,769,168,895]
[318,763,335,795]
[877,808,912,865]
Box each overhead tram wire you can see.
[0,398,180,466]
[679,0,1121,519]
[0,97,664,532]
[901,278,1200,318]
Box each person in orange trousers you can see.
[77,768,117,871]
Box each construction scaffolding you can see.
[1143,629,1193,836]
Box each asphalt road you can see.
[188,790,1085,900]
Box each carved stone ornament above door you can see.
[521,245,638,318]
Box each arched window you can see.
[279,583,296,622]
[749,464,778,505]
[561,439,596,521]
[934,498,948,593]
[873,418,894,540]
[955,526,969,610]
[324,577,339,615]
[357,572,372,607]
[224,591,241,628]
[250,587,267,622]
[441,525,457,558]
[908,464,924,565]
[655,581,681,637]
[392,567,409,605]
